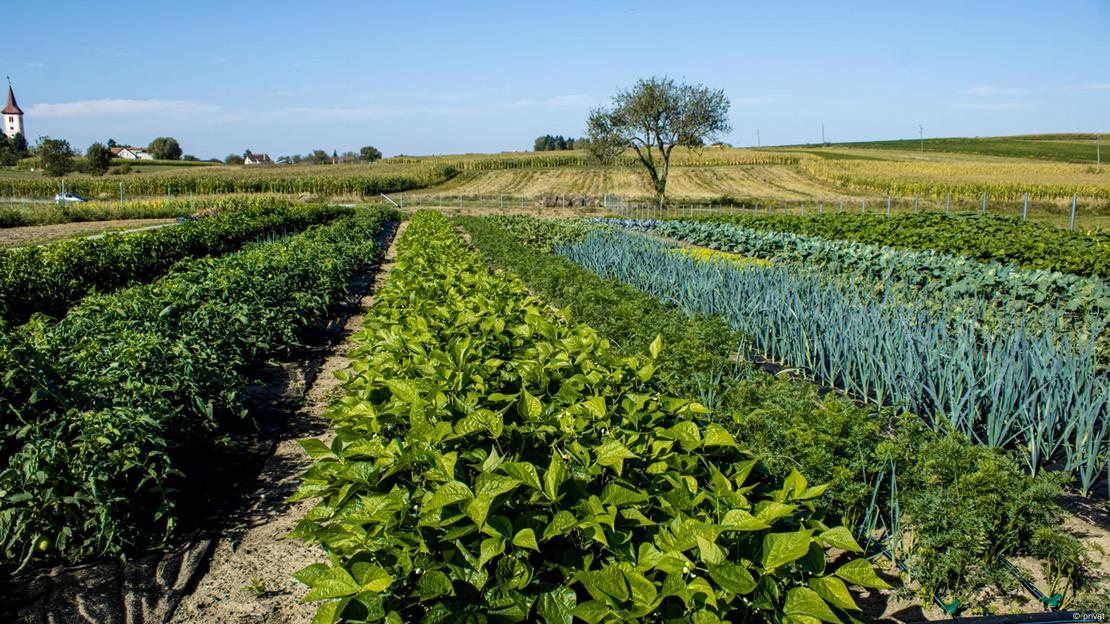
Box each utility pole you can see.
[821,123,826,145]
[756,129,761,148]
[919,125,924,154]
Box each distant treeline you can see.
[533,135,591,151]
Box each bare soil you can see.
[168,220,407,624]
[0,218,177,248]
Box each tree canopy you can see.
[147,137,183,160]
[586,77,731,207]
[360,146,383,162]
[85,142,112,176]
[36,137,75,177]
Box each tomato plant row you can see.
[0,206,397,571]
[0,197,353,325]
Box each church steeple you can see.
[3,81,25,139]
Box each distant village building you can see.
[110,146,154,160]
[3,84,24,139]
[244,153,273,165]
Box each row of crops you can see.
[798,158,1110,201]
[385,149,801,171]
[291,210,891,623]
[0,198,353,325]
[582,219,1110,495]
[0,205,398,571]
[681,211,1110,278]
[0,163,456,197]
[457,214,1106,612]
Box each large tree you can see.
[147,136,183,160]
[586,77,731,208]
[360,145,382,162]
[85,142,113,175]
[36,137,75,177]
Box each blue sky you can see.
[5,1,1109,158]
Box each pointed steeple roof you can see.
[3,86,23,115]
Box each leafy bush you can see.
[291,211,888,623]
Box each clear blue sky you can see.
[5,1,1109,159]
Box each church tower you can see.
[3,83,25,139]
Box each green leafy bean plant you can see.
[291,211,889,624]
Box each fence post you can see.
[946,192,951,213]
[499,194,503,210]
[1022,192,1028,222]
[861,199,866,213]
[886,195,891,216]
[1069,193,1077,230]
[980,192,986,214]
[119,181,124,210]
[914,194,919,213]
[839,200,844,213]
[819,202,823,214]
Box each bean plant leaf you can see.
[536,586,577,624]
[761,530,813,571]
[818,526,863,552]
[784,587,841,623]
[809,575,859,611]
[835,558,894,589]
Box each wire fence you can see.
[399,191,1109,231]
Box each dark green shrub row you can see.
[459,215,1091,608]
[292,211,886,623]
[685,212,1110,278]
[0,197,352,325]
[0,206,397,571]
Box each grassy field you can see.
[2,135,1108,229]
[818,133,1109,163]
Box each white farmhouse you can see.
[244,153,274,165]
[110,146,155,160]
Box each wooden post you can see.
[1022,192,1028,222]
[1070,193,1077,230]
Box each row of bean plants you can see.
[457,216,1098,611]
[682,212,1110,278]
[0,206,397,571]
[290,211,889,624]
[0,198,352,325]
[558,228,1110,496]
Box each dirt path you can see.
[0,218,177,248]
[168,220,407,624]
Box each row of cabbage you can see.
[0,198,352,325]
[290,211,888,624]
[602,219,1110,332]
[680,212,1110,279]
[0,206,397,571]
[558,227,1110,496]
